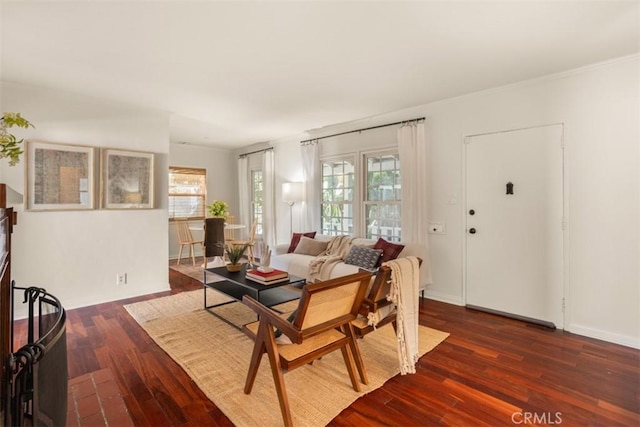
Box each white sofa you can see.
[270,234,429,292]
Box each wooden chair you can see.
[223,214,236,241]
[226,219,258,265]
[242,271,372,427]
[352,257,424,339]
[175,219,204,266]
[351,265,397,338]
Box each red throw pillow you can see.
[287,232,317,253]
[373,237,405,264]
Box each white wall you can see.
[274,56,639,348]
[168,142,236,259]
[0,82,171,311]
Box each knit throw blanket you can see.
[385,256,420,375]
[308,236,355,282]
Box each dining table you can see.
[189,222,247,267]
[189,222,246,235]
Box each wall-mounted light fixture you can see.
[282,182,304,235]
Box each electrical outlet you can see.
[428,222,445,234]
[116,273,127,285]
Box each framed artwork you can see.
[25,141,95,211]
[101,148,154,209]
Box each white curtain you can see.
[262,149,276,248]
[301,141,321,232]
[237,156,249,235]
[398,121,432,284]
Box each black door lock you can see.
[469,228,477,234]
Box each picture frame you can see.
[25,141,95,211]
[101,148,154,209]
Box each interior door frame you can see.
[461,122,569,329]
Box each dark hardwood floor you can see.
[51,264,640,426]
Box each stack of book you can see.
[245,268,290,285]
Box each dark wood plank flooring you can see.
[24,263,640,426]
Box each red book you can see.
[246,268,288,281]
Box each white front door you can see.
[465,124,564,328]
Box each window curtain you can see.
[398,121,432,284]
[262,149,276,248]
[237,156,249,235]
[301,141,321,232]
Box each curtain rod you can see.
[238,146,274,158]
[300,117,425,145]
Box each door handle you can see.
[469,228,477,234]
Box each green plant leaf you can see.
[224,243,249,264]
[207,200,229,218]
[1,112,34,166]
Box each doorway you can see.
[464,124,564,328]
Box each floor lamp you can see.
[282,182,304,236]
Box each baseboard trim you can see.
[424,290,464,306]
[567,323,640,350]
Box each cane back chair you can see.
[241,271,372,427]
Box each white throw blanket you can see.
[384,256,420,375]
[366,304,395,328]
[308,236,355,282]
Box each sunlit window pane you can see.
[169,167,206,219]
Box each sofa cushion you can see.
[374,238,405,264]
[344,246,383,270]
[270,253,315,280]
[294,236,328,256]
[327,262,361,280]
[351,238,376,248]
[287,231,317,253]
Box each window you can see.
[321,158,355,236]
[251,169,263,235]
[168,167,206,220]
[365,153,401,242]
[320,151,401,240]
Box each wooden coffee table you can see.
[203,265,306,328]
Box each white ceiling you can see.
[1,1,638,149]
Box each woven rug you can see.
[170,259,226,283]
[125,290,449,427]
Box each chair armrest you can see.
[358,297,395,317]
[242,295,302,343]
[358,298,376,317]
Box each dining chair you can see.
[224,214,236,241]
[226,219,258,265]
[241,271,372,427]
[175,219,204,266]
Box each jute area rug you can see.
[170,259,223,283]
[125,290,449,427]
